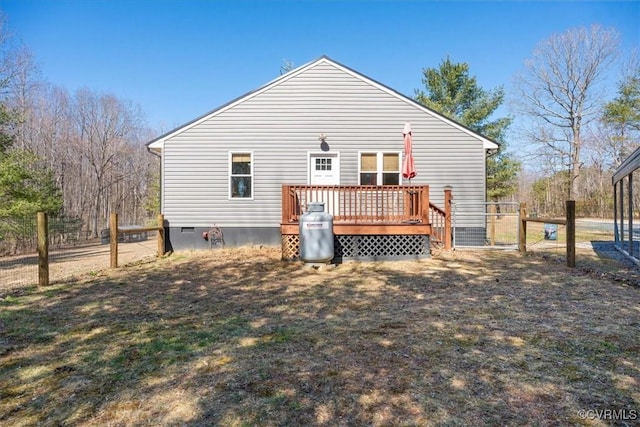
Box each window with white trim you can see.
[359,152,401,185]
[229,152,253,199]
[315,157,332,171]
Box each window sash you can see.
[361,153,377,172]
[359,152,401,185]
[230,152,253,199]
[383,153,399,171]
[315,157,332,171]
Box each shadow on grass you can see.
[1,248,639,426]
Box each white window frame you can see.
[357,151,402,185]
[228,151,254,200]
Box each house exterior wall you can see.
[160,60,488,248]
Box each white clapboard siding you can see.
[156,57,491,228]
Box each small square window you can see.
[315,157,332,171]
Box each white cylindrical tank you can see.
[299,202,334,263]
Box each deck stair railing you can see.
[429,203,446,244]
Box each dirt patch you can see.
[0,238,159,294]
[1,247,639,426]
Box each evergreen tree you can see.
[415,57,519,200]
[602,66,640,163]
[0,100,62,218]
[0,104,14,153]
[0,149,62,217]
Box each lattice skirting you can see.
[282,234,430,261]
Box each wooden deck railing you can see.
[428,188,453,249]
[282,185,430,224]
[282,185,452,249]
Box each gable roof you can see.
[147,55,500,152]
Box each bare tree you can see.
[73,88,144,236]
[0,13,33,99]
[11,79,158,235]
[0,12,41,154]
[0,13,160,241]
[514,25,619,199]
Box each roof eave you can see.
[613,146,640,184]
[484,140,500,151]
[147,139,163,153]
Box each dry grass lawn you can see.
[1,246,639,426]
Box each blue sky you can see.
[0,0,638,134]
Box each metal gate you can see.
[452,202,520,249]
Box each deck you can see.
[280,185,451,260]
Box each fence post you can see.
[37,212,49,286]
[157,213,165,257]
[628,173,634,258]
[613,180,618,243]
[489,203,496,246]
[566,200,575,268]
[420,186,429,224]
[444,186,452,250]
[519,203,527,253]
[110,213,118,268]
[620,179,625,245]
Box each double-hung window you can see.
[229,152,253,199]
[359,152,401,185]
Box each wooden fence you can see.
[109,213,165,268]
[32,212,166,286]
[519,200,576,268]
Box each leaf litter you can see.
[0,246,638,426]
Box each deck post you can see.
[110,213,118,268]
[519,203,527,253]
[281,185,289,223]
[421,186,429,224]
[37,212,49,287]
[444,186,452,250]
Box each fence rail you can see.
[519,201,576,268]
[110,213,165,268]
[109,213,165,268]
[1,212,165,289]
